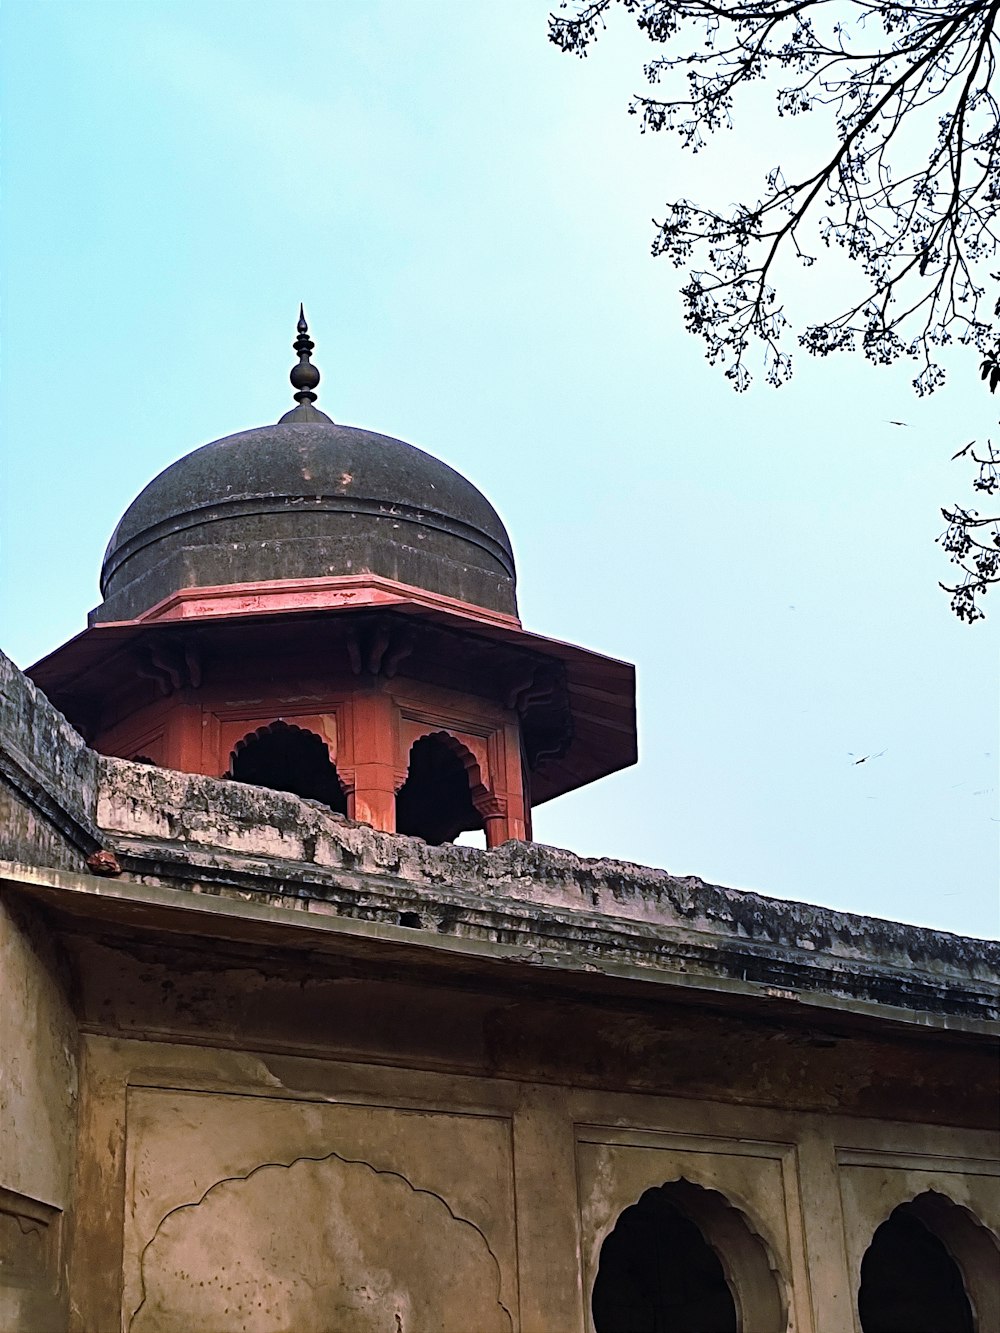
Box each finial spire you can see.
[279,305,333,424]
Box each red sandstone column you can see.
[344,689,398,833]
[483,810,507,849]
[164,703,204,774]
[493,720,529,842]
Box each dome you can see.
[94,420,517,624]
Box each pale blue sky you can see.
[2,0,997,937]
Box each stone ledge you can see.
[3,859,996,1034]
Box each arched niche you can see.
[858,1191,999,1333]
[395,731,487,845]
[591,1178,785,1333]
[229,720,347,815]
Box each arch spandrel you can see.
[398,722,492,798]
[590,1179,786,1333]
[395,732,488,846]
[217,711,340,779]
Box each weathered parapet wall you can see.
[2,645,997,1028]
[0,649,99,871]
[94,751,999,1027]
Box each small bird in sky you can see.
[850,749,887,765]
[885,420,911,427]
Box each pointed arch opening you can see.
[859,1192,998,1333]
[395,732,486,845]
[229,720,347,815]
[592,1179,784,1333]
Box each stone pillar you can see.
[343,688,398,833]
[488,720,530,843]
[482,808,508,850]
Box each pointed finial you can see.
[291,304,319,404]
[279,305,333,424]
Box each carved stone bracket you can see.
[134,638,202,697]
[344,616,417,678]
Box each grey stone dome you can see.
[94,421,517,624]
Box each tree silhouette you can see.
[550,0,1000,616]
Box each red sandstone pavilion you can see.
[29,308,636,849]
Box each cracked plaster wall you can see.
[67,1035,999,1333]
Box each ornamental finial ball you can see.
[290,305,320,400]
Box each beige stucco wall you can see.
[1,864,993,1333]
[0,898,79,1333]
[65,1034,998,1333]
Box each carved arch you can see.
[416,730,499,814]
[396,730,493,845]
[229,718,334,766]
[229,719,347,814]
[591,1177,786,1333]
[859,1190,999,1333]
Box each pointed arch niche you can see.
[229,720,347,815]
[858,1192,999,1333]
[591,1179,785,1333]
[395,731,492,846]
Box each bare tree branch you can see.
[939,438,1000,619]
[552,0,998,390]
[551,0,1000,617]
